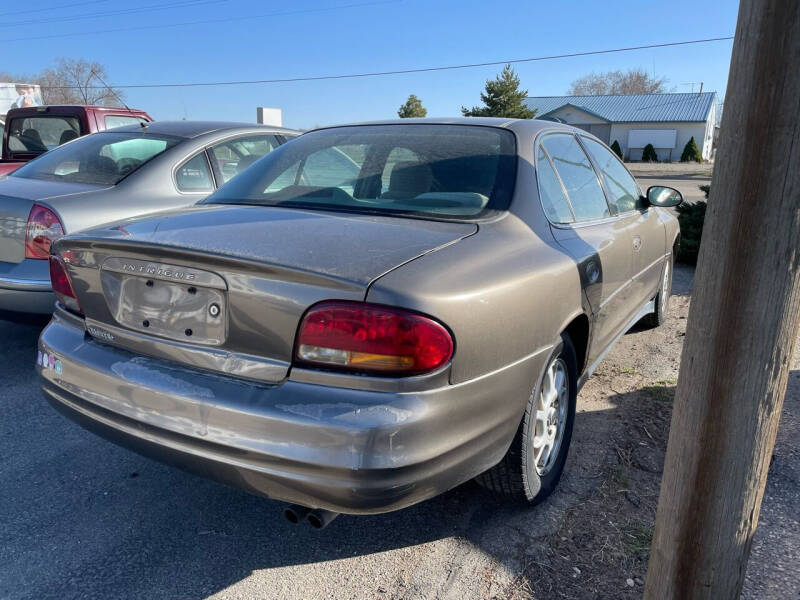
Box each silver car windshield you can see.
[204,124,517,220]
[11,132,180,186]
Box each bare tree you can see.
[38,58,125,106]
[568,68,667,95]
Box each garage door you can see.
[628,129,677,150]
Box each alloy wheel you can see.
[533,357,569,476]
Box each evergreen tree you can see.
[610,140,623,159]
[680,136,702,162]
[642,143,659,162]
[461,65,537,118]
[397,94,427,118]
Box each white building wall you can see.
[702,104,716,159]
[609,122,712,162]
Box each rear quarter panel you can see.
[366,213,584,385]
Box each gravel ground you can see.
[0,264,797,599]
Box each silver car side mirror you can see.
[647,185,683,207]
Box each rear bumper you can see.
[0,260,53,314]
[0,278,54,313]
[39,311,546,514]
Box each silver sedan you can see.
[0,121,297,313]
[38,118,682,526]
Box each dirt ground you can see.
[625,162,714,178]
[504,264,799,599]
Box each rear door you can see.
[536,133,638,360]
[581,136,666,306]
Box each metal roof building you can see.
[525,92,718,161]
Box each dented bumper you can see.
[38,309,542,514]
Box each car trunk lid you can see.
[53,204,476,382]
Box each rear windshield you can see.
[11,131,179,186]
[7,116,80,156]
[203,124,517,220]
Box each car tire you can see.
[642,256,673,328]
[476,333,578,504]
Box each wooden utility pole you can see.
[644,1,800,598]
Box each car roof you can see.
[310,116,579,136]
[107,120,298,139]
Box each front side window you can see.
[105,115,149,130]
[541,134,610,222]
[7,116,80,156]
[204,124,517,220]
[582,137,641,213]
[210,134,281,184]
[176,153,214,192]
[536,146,574,224]
[11,131,178,185]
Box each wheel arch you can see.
[560,312,590,377]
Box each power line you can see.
[37,36,735,90]
[0,0,112,18]
[0,0,400,43]
[0,0,220,27]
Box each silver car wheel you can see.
[533,357,569,476]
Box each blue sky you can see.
[8,0,740,129]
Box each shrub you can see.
[642,143,658,162]
[680,136,702,162]
[675,185,709,264]
[610,139,623,159]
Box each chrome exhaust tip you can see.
[283,504,311,524]
[306,508,339,530]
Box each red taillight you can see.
[26,204,64,259]
[49,255,82,315]
[295,301,454,376]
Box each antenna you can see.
[682,81,704,95]
[90,67,135,115]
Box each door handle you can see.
[632,236,642,252]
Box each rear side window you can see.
[582,137,641,213]
[541,134,610,222]
[105,115,149,130]
[210,134,281,184]
[7,116,80,156]
[536,146,574,223]
[176,153,214,192]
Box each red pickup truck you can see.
[0,105,152,176]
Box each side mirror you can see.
[647,185,683,207]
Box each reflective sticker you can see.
[54,360,63,375]
[42,353,49,367]
[37,351,42,366]
[49,355,55,369]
